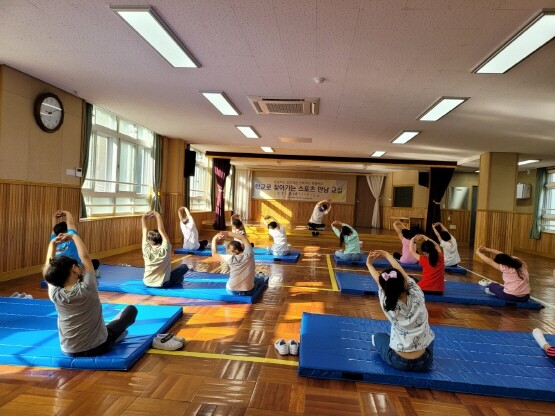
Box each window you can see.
[189,150,212,211]
[82,106,154,217]
[542,170,555,232]
[225,167,234,211]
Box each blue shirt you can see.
[50,229,82,265]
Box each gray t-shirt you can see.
[220,244,256,292]
[48,271,108,354]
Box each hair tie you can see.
[381,270,398,281]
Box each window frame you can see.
[188,150,212,212]
[541,170,555,233]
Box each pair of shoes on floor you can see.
[9,292,33,299]
[311,231,320,237]
[478,279,490,287]
[274,339,299,356]
[152,333,185,350]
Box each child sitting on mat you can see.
[307,199,333,236]
[43,232,137,357]
[392,220,417,264]
[366,250,435,372]
[409,234,445,295]
[141,211,189,288]
[178,206,209,251]
[231,213,254,247]
[475,246,530,302]
[331,220,363,261]
[211,231,265,296]
[432,222,461,267]
[262,215,291,256]
[51,210,101,277]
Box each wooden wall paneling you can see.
[474,210,514,255]
[0,183,8,272]
[250,200,354,225]
[512,213,555,259]
[440,210,470,245]
[6,184,27,271]
[160,193,183,243]
[382,206,427,231]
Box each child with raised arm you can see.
[43,232,137,357]
[307,199,333,235]
[409,234,445,295]
[366,250,434,372]
[211,231,265,295]
[142,211,188,288]
[178,206,208,251]
[231,213,254,247]
[432,222,461,267]
[331,220,362,261]
[475,246,530,302]
[392,220,417,264]
[262,215,290,256]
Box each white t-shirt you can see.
[440,237,460,266]
[220,244,255,292]
[142,241,172,287]
[269,226,288,253]
[308,205,325,224]
[378,279,435,353]
[180,220,200,250]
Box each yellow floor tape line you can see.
[146,349,299,366]
[326,254,339,291]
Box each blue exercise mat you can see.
[335,271,542,309]
[369,258,467,275]
[175,246,301,263]
[299,312,555,402]
[333,253,368,266]
[40,264,268,304]
[0,297,182,370]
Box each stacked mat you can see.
[175,246,301,263]
[334,254,467,275]
[0,297,182,370]
[335,271,542,309]
[42,264,268,304]
[299,312,555,402]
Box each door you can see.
[469,185,478,246]
[355,176,376,228]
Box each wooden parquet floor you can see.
[1,228,555,415]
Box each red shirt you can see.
[418,253,445,292]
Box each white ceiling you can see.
[1,0,554,173]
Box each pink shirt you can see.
[499,262,530,296]
[400,238,418,264]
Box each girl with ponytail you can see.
[475,246,530,303]
[409,234,445,295]
[366,250,434,372]
[331,221,362,261]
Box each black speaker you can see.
[418,172,429,188]
[184,149,196,177]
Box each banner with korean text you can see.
[253,177,347,202]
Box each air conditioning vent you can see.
[248,96,319,115]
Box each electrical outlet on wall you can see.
[449,224,456,229]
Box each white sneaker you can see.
[484,288,495,296]
[287,339,299,356]
[478,279,490,287]
[156,333,185,344]
[22,293,33,299]
[9,292,21,298]
[274,339,289,355]
[152,333,184,350]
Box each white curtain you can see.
[366,175,385,228]
[234,169,252,220]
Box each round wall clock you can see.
[34,93,64,133]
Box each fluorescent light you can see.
[111,6,200,68]
[475,12,555,74]
[392,131,420,144]
[371,151,386,157]
[201,92,240,116]
[475,170,480,173]
[261,147,274,153]
[518,159,540,166]
[235,125,260,139]
[419,97,468,121]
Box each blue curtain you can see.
[80,103,93,219]
[150,134,163,212]
[530,168,547,239]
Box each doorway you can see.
[355,176,376,228]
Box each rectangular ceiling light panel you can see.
[419,97,468,121]
[475,12,555,74]
[371,151,386,157]
[392,131,420,144]
[261,147,274,153]
[518,159,540,166]
[112,6,200,68]
[201,92,240,115]
[236,125,260,139]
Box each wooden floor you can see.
[1,227,555,415]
